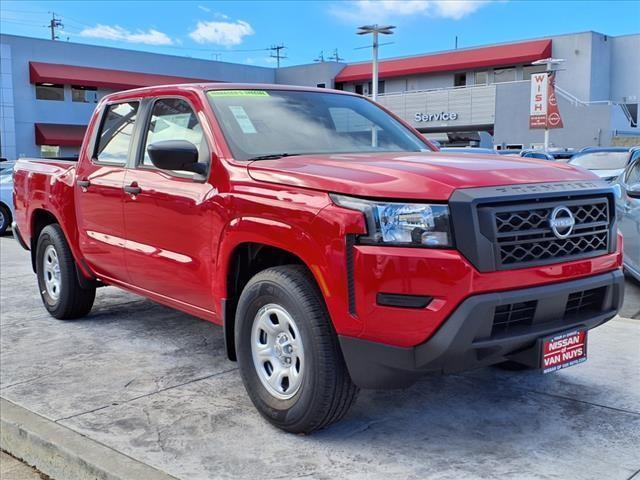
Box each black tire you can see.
[36,224,95,319]
[0,203,10,235]
[235,265,359,434]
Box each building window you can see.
[95,102,139,165]
[475,71,488,85]
[367,81,385,94]
[72,85,98,103]
[40,145,60,158]
[494,67,516,83]
[523,64,547,79]
[354,84,364,95]
[454,73,466,87]
[316,83,326,88]
[35,83,64,101]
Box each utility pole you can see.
[48,12,63,41]
[328,48,344,62]
[455,35,458,49]
[269,44,287,68]
[314,51,325,63]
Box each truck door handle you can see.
[124,183,142,195]
[77,179,91,188]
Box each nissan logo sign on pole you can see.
[530,58,565,151]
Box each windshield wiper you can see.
[247,153,301,161]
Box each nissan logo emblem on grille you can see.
[549,206,575,239]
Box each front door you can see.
[123,96,217,311]
[75,101,140,282]
[618,157,640,273]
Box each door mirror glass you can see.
[627,182,640,199]
[147,140,205,175]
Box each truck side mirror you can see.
[627,182,640,199]
[147,140,206,175]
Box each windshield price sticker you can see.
[228,106,257,134]
[208,90,270,97]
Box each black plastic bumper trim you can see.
[11,222,30,251]
[339,269,624,389]
[376,293,433,309]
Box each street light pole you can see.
[357,24,395,146]
[357,24,395,101]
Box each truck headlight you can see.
[330,194,452,247]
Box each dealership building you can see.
[0,30,638,159]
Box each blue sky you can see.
[1,1,638,67]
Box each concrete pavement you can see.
[1,234,639,480]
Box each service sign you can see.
[529,73,548,129]
[542,330,587,373]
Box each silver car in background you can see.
[616,157,640,281]
[570,147,640,182]
[0,168,15,235]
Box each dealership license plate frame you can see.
[541,329,588,373]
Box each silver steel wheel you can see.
[251,303,304,400]
[43,244,62,300]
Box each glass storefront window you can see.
[35,83,64,101]
[474,71,488,85]
[72,86,98,103]
[494,67,516,83]
[523,65,547,79]
[40,145,60,158]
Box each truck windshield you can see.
[206,89,431,160]
[569,151,630,170]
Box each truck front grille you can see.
[487,198,611,269]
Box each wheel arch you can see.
[216,218,332,361]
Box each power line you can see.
[328,48,344,62]
[269,44,287,68]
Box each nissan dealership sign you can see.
[415,112,459,122]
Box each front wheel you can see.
[235,265,359,434]
[36,224,96,319]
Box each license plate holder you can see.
[541,329,588,373]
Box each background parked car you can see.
[0,169,15,235]
[615,157,640,282]
[520,148,577,161]
[569,146,640,182]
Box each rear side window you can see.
[95,102,139,165]
[142,98,207,168]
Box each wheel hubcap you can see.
[43,245,61,300]
[251,304,304,400]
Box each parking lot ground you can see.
[1,234,639,480]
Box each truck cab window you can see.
[142,98,207,170]
[95,102,139,165]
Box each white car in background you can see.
[0,168,15,235]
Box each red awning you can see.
[335,39,552,83]
[29,62,216,90]
[35,123,87,146]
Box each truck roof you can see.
[102,83,352,103]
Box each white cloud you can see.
[189,19,254,46]
[198,5,211,12]
[331,0,493,22]
[79,24,174,45]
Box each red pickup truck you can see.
[13,84,624,433]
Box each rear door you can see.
[122,95,217,311]
[75,101,140,282]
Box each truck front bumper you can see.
[339,269,624,389]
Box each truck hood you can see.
[247,152,599,200]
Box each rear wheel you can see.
[235,265,359,434]
[36,224,95,319]
[0,204,10,235]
